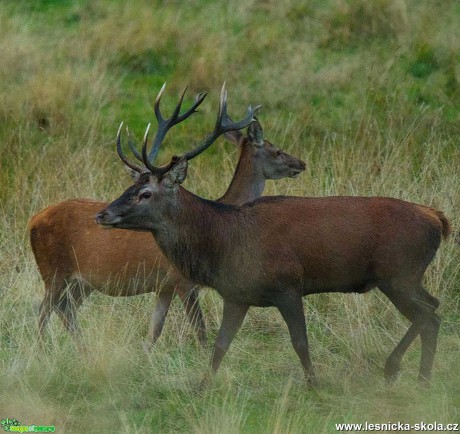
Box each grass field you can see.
[1,1,459,432]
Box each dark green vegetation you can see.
[0,1,459,432]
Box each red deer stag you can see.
[30,85,305,346]
[96,85,450,387]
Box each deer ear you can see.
[247,117,264,147]
[162,158,188,188]
[224,130,243,145]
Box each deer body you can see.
[30,113,305,345]
[107,188,447,305]
[95,84,449,385]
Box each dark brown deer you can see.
[96,85,450,387]
[30,85,305,346]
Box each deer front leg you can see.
[177,285,207,347]
[276,293,317,388]
[201,300,249,387]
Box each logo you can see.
[1,418,55,432]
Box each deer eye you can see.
[139,190,152,200]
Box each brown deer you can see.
[29,85,305,346]
[96,85,450,387]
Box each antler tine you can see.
[148,85,185,163]
[171,85,188,120]
[141,123,160,174]
[182,83,261,161]
[126,126,143,163]
[116,122,144,173]
[154,82,167,123]
[126,125,165,165]
[177,91,207,123]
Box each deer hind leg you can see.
[417,289,440,383]
[275,293,317,388]
[177,285,207,347]
[38,275,67,341]
[147,290,175,347]
[379,281,440,384]
[383,322,419,380]
[56,283,92,338]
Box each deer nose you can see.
[95,210,108,224]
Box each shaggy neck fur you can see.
[151,187,248,288]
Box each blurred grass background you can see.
[0,0,459,432]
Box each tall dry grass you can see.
[0,0,459,432]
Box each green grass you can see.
[1,0,459,432]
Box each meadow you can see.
[0,0,459,432]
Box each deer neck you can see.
[151,187,242,287]
[217,144,265,205]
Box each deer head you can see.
[225,117,306,181]
[96,84,260,230]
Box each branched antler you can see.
[141,83,260,176]
[117,83,261,177]
[182,83,261,161]
[117,84,207,174]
